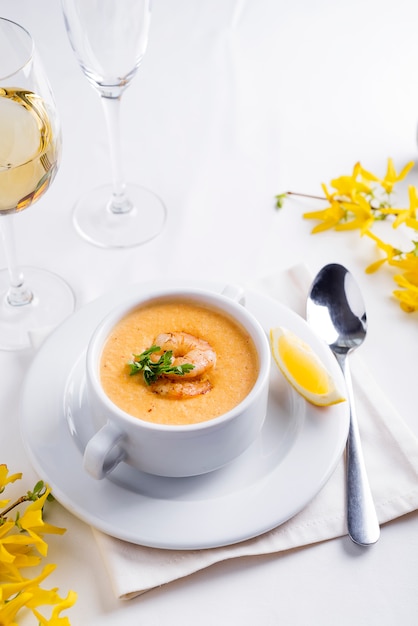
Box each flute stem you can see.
[0,215,33,307]
[100,94,133,215]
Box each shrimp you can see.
[151,378,212,398]
[150,331,216,398]
[151,332,216,379]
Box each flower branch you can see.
[276,158,418,313]
[0,480,50,520]
[0,464,77,624]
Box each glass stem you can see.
[0,214,33,307]
[100,94,132,214]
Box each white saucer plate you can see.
[20,279,349,550]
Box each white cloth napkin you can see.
[93,264,418,600]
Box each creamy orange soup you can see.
[99,299,259,425]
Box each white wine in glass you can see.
[0,18,75,351]
[61,0,167,248]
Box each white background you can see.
[0,0,418,623]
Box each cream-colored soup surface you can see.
[100,299,259,425]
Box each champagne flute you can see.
[0,18,75,351]
[61,0,167,248]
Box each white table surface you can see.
[1,0,418,623]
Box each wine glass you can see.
[0,18,75,351]
[61,0,167,248]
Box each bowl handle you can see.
[83,422,126,479]
[222,284,245,305]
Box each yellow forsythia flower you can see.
[380,158,414,194]
[0,465,22,509]
[0,467,77,623]
[279,157,418,314]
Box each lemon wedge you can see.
[269,326,345,406]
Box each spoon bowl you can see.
[307,263,367,353]
[307,263,380,546]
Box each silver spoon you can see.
[307,263,380,546]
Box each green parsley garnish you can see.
[128,345,195,385]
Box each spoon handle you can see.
[335,353,380,546]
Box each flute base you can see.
[0,266,75,351]
[72,183,167,249]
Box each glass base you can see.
[72,183,167,249]
[0,266,75,351]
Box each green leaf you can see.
[26,480,46,501]
[275,193,287,209]
[129,345,195,385]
